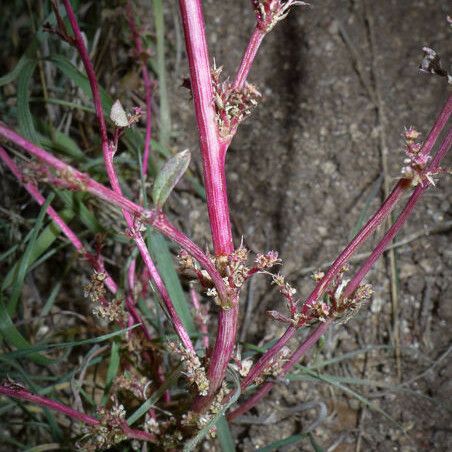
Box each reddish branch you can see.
[229,101,451,417]
[179,0,238,406]
[0,383,155,443]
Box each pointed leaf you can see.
[152,149,191,208]
[110,100,129,127]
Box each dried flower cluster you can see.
[168,341,209,396]
[77,404,127,451]
[212,65,261,139]
[252,0,309,33]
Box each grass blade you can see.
[183,370,241,452]
[148,230,196,335]
[217,415,236,452]
[256,433,307,452]
[0,297,54,366]
[127,366,182,425]
[7,194,54,314]
[17,58,39,145]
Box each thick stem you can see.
[0,384,155,442]
[233,27,265,90]
[179,0,237,402]
[178,0,233,255]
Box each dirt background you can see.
[172,0,452,450]
[0,0,451,450]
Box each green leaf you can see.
[102,341,120,405]
[147,230,196,335]
[127,366,182,425]
[0,297,55,366]
[0,326,138,362]
[2,208,74,292]
[256,433,308,452]
[152,149,191,208]
[217,416,235,452]
[183,370,241,452]
[7,194,54,314]
[17,58,39,144]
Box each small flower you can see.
[255,250,282,269]
[253,0,309,33]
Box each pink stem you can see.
[233,27,265,90]
[342,127,452,300]
[62,1,196,352]
[178,0,233,254]
[230,112,451,419]
[228,320,331,420]
[179,0,238,402]
[126,0,153,178]
[0,384,156,442]
[0,145,162,343]
[238,94,452,390]
[0,125,226,318]
[0,146,117,293]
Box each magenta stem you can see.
[228,320,331,420]
[178,0,233,255]
[62,1,196,353]
[0,384,156,442]
[0,125,226,328]
[237,94,451,391]
[0,145,162,343]
[230,108,451,419]
[126,0,153,178]
[179,0,238,402]
[233,27,265,90]
[342,128,452,300]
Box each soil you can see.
[172,1,452,450]
[1,0,451,451]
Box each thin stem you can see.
[190,286,209,350]
[228,321,331,420]
[342,128,452,300]
[0,145,162,343]
[0,146,116,294]
[237,94,452,390]
[126,0,153,178]
[0,384,156,442]
[0,125,227,307]
[63,0,197,352]
[229,118,451,419]
[233,27,265,90]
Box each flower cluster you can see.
[84,271,107,303]
[400,127,433,187]
[252,0,309,33]
[168,341,209,396]
[331,282,373,324]
[77,404,127,450]
[212,65,261,139]
[114,370,151,401]
[92,298,125,323]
